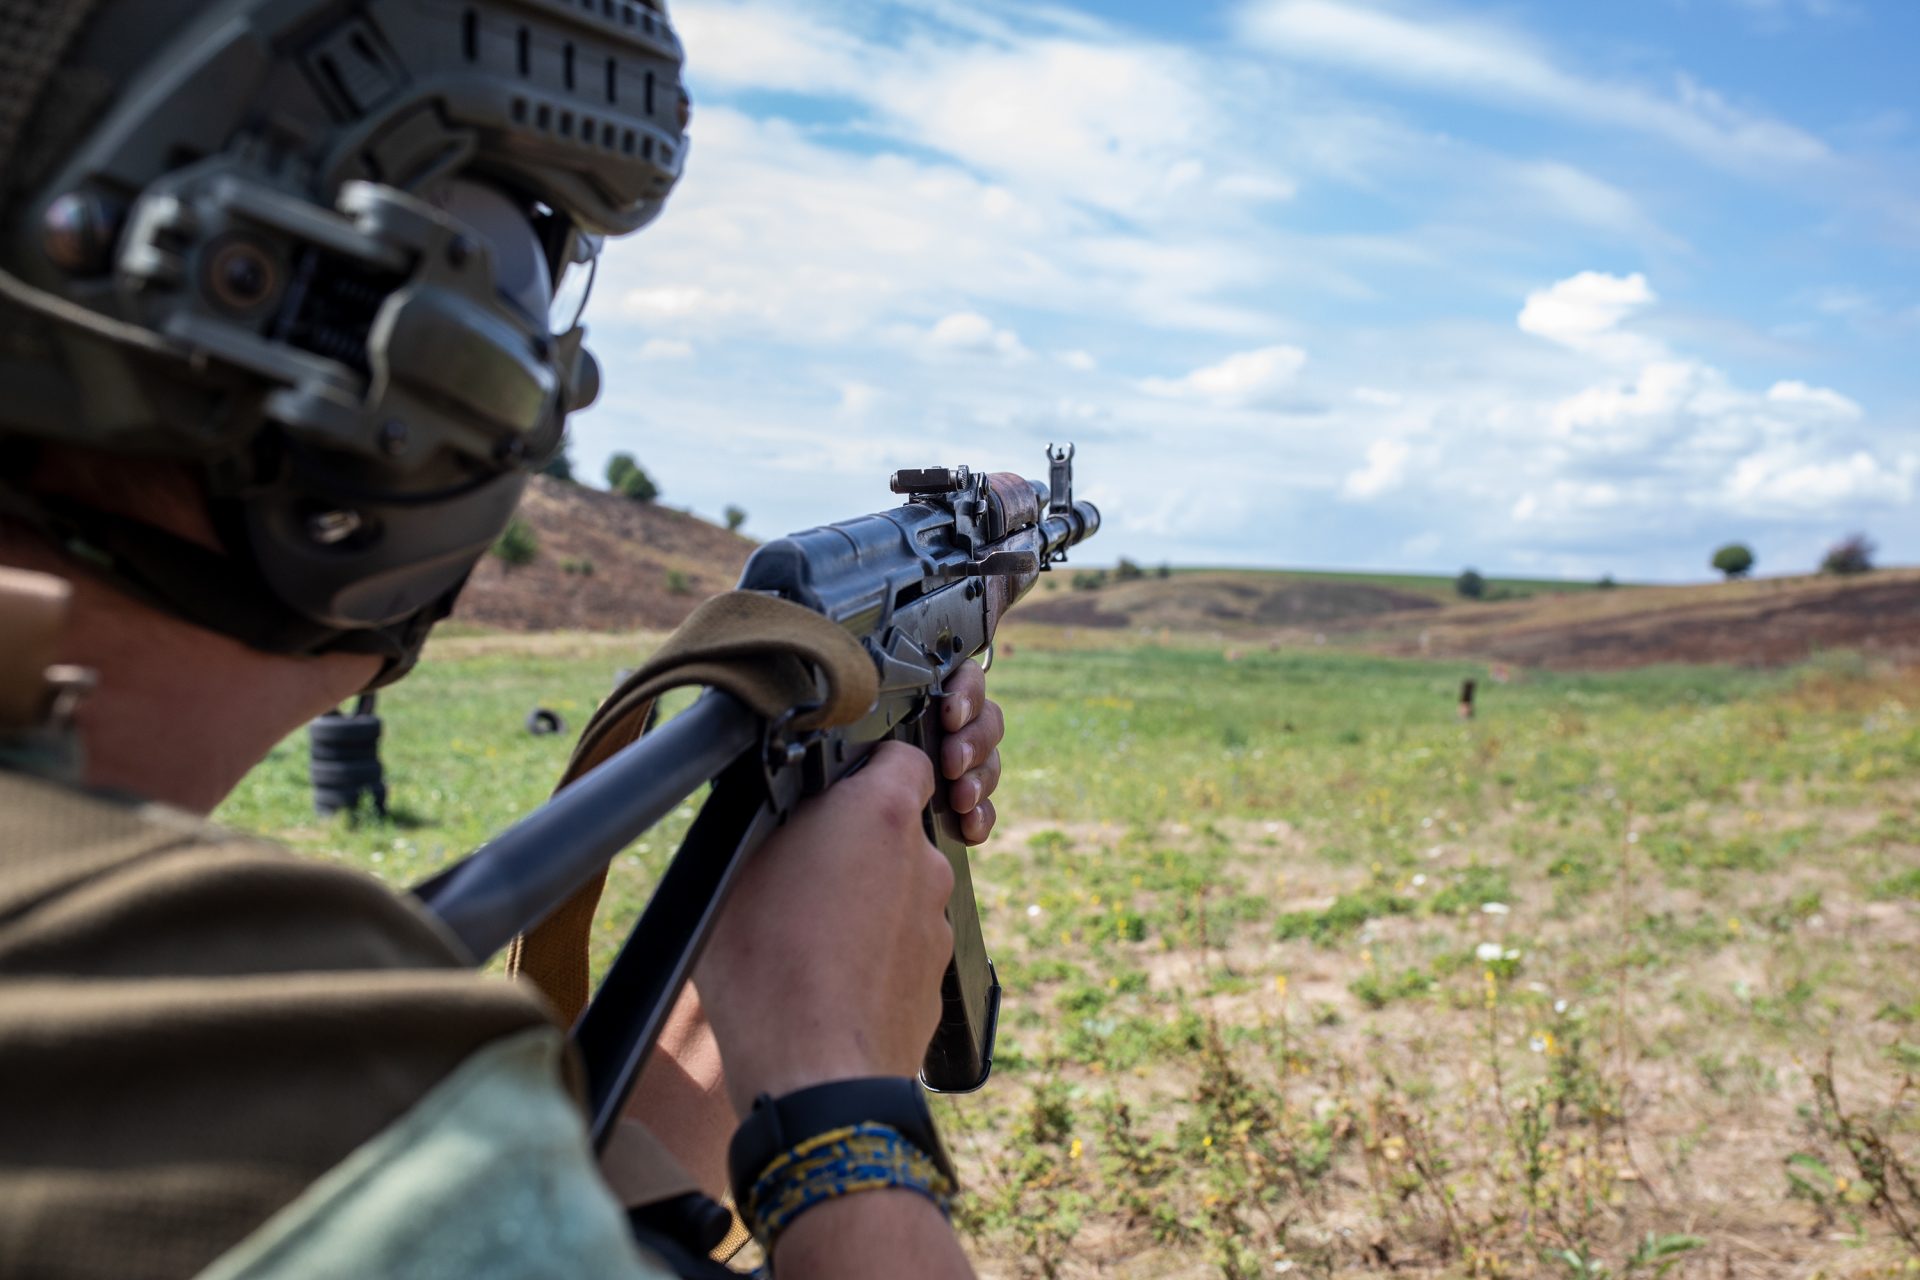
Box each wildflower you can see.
[1069,1138,1083,1161]
[1411,873,1428,888]
[1554,999,1568,1014]
[1274,975,1288,998]
[1482,902,1511,916]
[1202,1134,1214,1148]
[1475,942,1504,963]
[1529,1031,1557,1055]
[1727,916,1742,934]
[1027,904,1043,919]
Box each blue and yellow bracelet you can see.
[741,1121,956,1248]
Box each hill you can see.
[1366,568,1920,669]
[1010,565,1920,670]
[453,476,754,632]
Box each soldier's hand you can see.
[940,660,1003,845]
[695,741,954,1112]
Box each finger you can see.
[861,739,938,809]
[948,748,1002,816]
[959,798,997,845]
[941,660,988,732]
[942,699,1005,779]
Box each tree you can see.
[1455,568,1486,600]
[605,452,635,489]
[1822,533,1875,576]
[1597,573,1618,590]
[1114,557,1146,581]
[1711,542,1755,580]
[605,451,659,503]
[724,505,747,533]
[491,517,538,568]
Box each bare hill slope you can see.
[1016,570,1442,631]
[454,476,754,632]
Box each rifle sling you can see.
[506,590,878,1027]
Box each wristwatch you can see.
[726,1076,957,1221]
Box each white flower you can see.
[1475,942,1504,962]
[1411,874,1428,888]
[1482,902,1511,916]
[1027,905,1043,919]
[1554,999,1569,1014]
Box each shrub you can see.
[666,569,692,595]
[1114,557,1146,581]
[724,505,747,533]
[606,452,660,502]
[1597,573,1617,589]
[1821,533,1875,576]
[561,557,594,577]
[1711,542,1755,580]
[1156,563,1172,579]
[1456,568,1486,599]
[1071,570,1107,591]
[491,517,538,567]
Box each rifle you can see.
[413,445,1100,1145]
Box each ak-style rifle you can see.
[413,445,1100,1143]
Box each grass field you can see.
[219,629,1920,1279]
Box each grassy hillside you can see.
[223,634,1920,1279]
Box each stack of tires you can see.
[309,693,388,817]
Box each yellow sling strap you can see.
[505,590,879,1027]
[0,567,69,731]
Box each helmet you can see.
[0,0,688,681]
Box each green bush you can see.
[491,517,538,568]
[606,452,660,503]
[666,569,692,595]
[1456,568,1486,599]
[1071,570,1107,591]
[561,557,594,577]
[1711,542,1755,580]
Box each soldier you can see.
[0,2,1003,1277]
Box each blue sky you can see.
[567,0,1920,581]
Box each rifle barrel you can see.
[412,690,761,962]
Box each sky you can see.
[564,0,1920,582]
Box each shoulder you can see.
[0,768,601,1279]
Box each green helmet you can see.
[0,0,688,681]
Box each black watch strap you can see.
[726,1076,956,1215]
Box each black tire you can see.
[310,715,382,749]
[526,708,566,736]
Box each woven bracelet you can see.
[743,1122,955,1249]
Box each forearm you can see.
[773,1190,975,1279]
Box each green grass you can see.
[218,637,1920,1277]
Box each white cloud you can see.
[1343,439,1410,499]
[1765,380,1863,419]
[1140,345,1308,408]
[1726,448,1916,510]
[638,338,695,361]
[1518,272,1659,362]
[838,381,881,418]
[1060,350,1099,373]
[1235,0,1831,172]
[927,311,1029,361]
